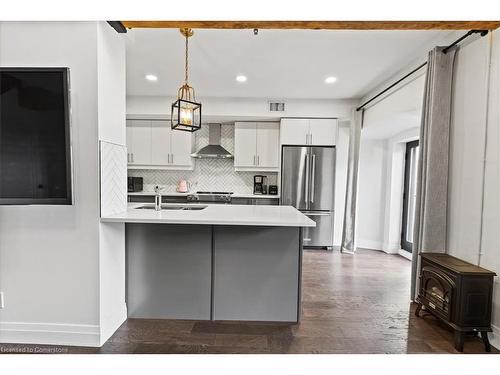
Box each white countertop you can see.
[101,203,315,227]
[127,191,280,199]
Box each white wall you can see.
[98,23,126,146]
[362,75,425,139]
[0,21,127,347]
[127,95,357,121]
[96,22,127,346]
[356,138,387,250]
[447,35,490,261]
[446,30,500,349]
[0,22,101,346]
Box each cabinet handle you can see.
[127,153,130,163]
[131,153,134,163]
[257,155,260,165]
[171,154,174,164]
[310,133,313,144]
[253,155,256,166]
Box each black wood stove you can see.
[415,253,496,352]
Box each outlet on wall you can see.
[0,291,4,309]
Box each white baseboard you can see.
[398,249,412,260]
[0,321,100,347]
[490,324,500,350]
[382,242,401,254]
[356,239,383,251]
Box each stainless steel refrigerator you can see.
[280,146,335,249]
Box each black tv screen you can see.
[0,68,72,205]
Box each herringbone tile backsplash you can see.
[100,141,128,215]
[128,124,277,194]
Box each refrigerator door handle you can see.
[304,154,310,204]
[302,211,333,216]
[311,154,316,203]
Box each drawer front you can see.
[302,212,333,248]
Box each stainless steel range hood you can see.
[191,123,233,159]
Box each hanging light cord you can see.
[184,32,189,85]
[177,28,195,102]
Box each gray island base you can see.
[126,224,303,323]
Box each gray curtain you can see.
[410,46,457,299]
[341,109,363,254]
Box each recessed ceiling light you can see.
[236,75,247,83]
[145,74,158,82]
[325,76,337,84]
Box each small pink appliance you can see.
[176,179,191,193]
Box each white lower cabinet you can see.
[127,119,193,170]
[234,122,279,171]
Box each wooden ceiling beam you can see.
[120,21,500,30]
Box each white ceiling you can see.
[126,28,452,99]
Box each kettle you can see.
[177,179,191,193]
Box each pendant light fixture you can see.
[171,28,202,132]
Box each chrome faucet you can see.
[154,185,162,211]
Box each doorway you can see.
[401,140,419,253]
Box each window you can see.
[401,140,419,252]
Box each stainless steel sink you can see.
[135,205,207,211]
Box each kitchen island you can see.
[101,204,315,323]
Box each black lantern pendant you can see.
[171,28,202,132]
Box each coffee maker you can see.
[253,175,267,195]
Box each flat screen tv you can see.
[0,68,72,205]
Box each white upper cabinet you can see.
[151,121,170,165]
[280,118,337,146]
[169,125,193,167]
[279,119,309,145]
[234,122,280,171]
[127,119,193,170]
[308,119,337,146]
[256,123,280,168]
[234,122,257,168]
[127,120,152,165]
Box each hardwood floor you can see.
[1,249,497,354]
